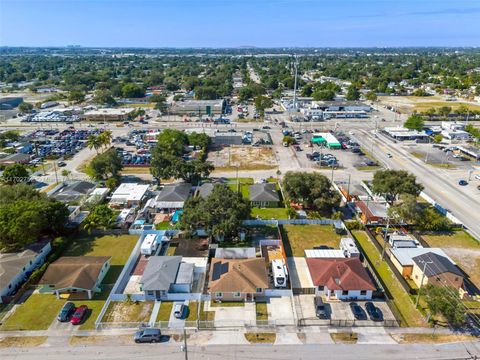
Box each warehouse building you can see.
[83,108,136,121]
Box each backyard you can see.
[282,224,342,257]
[64,233,139,284]
[251,207,289,220]
[101,301,153,323]
[352,231,425,327]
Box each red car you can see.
[70,305,88,325]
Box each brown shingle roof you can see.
[306,258,375,291]
[39,256,111,291]
[208,257,269,293]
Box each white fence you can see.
[420,191,464,225]
[243,219,344,226]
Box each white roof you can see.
[390,247,455,267]
[111,183,149,202]
[90,187,109,197]
[304,249,346,258]
[84,108,135,116]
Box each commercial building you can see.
[83,108,136,121]
[311,132,341,149]
[170,99,225,116]
[0,153,30,165]
[383,127,429,141]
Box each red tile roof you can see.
[306,258,376,291]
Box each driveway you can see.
[208,302,255,328]
[267,296,295,325]
[167,301,186,329]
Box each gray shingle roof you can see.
[141,256,181,291]
[412,252,463,277]
[249,183,280,202]
[156,183,191,202]
[197,183,215,199]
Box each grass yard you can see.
[199,302,215,321]
[0,336,48,348]
[422,230,480,249]
[155,221,172,230]
[255,302,268,321]
[282,224,342,257]
[228,182,250,198]
[166,243,178,256]
[352,231,425,327]
[251,207,289,220]
[244,333,276,344]
[414,101,480,112]
[64,233,139,284]
[156,301,173,322]
[330,332,358,344]
[210,301,245,307]
[101,301,153,323]
[186,301,199,321]
[392,333,478,344]
[120,167,152,174]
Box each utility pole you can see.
[182,328,188,360]
[381,216,390,260]
[52,161,59,184]
[415,260,434,308]
[292,55,299,112]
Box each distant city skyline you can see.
[1,0,480,47]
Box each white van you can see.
[271,259,288,288]
[140,234,158,256]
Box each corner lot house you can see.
[39,256,111,299]
[0,241,51,303]
[411,252,464,290]
[208,258,269,301]
[306,257,376,300]
[110,183,149,208]
[249,183,280,208]
[140,256,194,300]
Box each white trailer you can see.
[140,234,158,256]
[271,259,288,288]
[340,238,360,258]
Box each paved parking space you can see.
[297,295,317,320]
[267,296,295,324]
[330,301,355,321]
[168,301,186,329]
[207,302,256,327]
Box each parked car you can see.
[57,302,75,322]
[134,328,162,343]
[365,302,383,322]
[174,304,185,319]
[475,175,480,181]
[350,302,367,320]
[70,305,88,325]
[386,153,392,158]
[57,161,67,167]
[315,297,328,319]
[459,180,468,186]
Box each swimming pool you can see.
[172,210,183,223]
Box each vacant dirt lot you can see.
[209,146,278,171]
[378,96,480,114]
[102,301,153,323]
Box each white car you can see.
[475,175,480,181]
[387,153,392,158]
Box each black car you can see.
[315,297,328,319]
[134,328,162,343]
[57,161,67,167]
[57,302,75,322]
[365,302,383,322]
[350,302,367,320]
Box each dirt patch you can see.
[330,332,358,344]
[392,333,478,344]
[70,335,132,346]
[446,249,480,289]
[209,146,277,171]
[0,336,47,348]
[102,301,153,323]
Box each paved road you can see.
[1,341,479,360]
[356,129,480,240]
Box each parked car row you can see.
[350,302,383,321]
[57,302,88,325]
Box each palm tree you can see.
[61,169,71,180]
[87,134,102,154]
[99,130,112,149]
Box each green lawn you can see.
[155,221,172,230]
[251,207,289,219]
[422,230,480,249]
[228,183,250,198]
[210,301,245,307]
[186,301,199,321]
[156,301,173,322]
[199,301,215,321]
[352,231,425,327]
[282,224,342,257]
[256,302,268,321]
[64,233,139,284]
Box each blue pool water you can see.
[172,210,183,223]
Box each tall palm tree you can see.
[87,134,102,154]
[99,130,112,149]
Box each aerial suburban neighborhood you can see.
[0,3,480,359]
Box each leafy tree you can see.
[433,134,443,143]
[93,90,116,105]
[312,89,335,101]
[2,164,29,184]
[105,177,119,190]
[121,83,145,98]
[86,148,123,181]
[437,106,452,118]
[388,194,422,223]
[404,114,424,131]
[254,95,273,117]
[68,90,85,103]
[18,102,34,113]
[98,130,112,149]
[424,285,466,326]
[0,130,20,147]
[365,91,377,101]
[412,88,428,96]
[83,204,115,233]
[371,170,424,205]
[180,184,250,241]
[283,172,340,213]
[417,207,451,231]
[283,135,295,145]
[345,85,360,101]
[61,169,71,180]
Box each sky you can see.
[1,0,480,48]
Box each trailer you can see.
[140,234,158,256]
[271,259,288,288]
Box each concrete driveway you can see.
[208,302,256,327]
[267,296,295,325]
[168,301,186,329]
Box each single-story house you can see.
[411,252,464,290]
[215,247,257,259]
[86,187,109,204]
[0,241,51,303]
[110,183,149,208]
[389,247,455,279]
[208,257,269,301]
[355,200,388,224]
[153,183,192,213]
[39,256,111,299]
[51,181,96,204]
[249,183,280,208]
[196,182,215,199]
[0,153,31,166]
[306,257,376,300]
[140,256,194,300]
